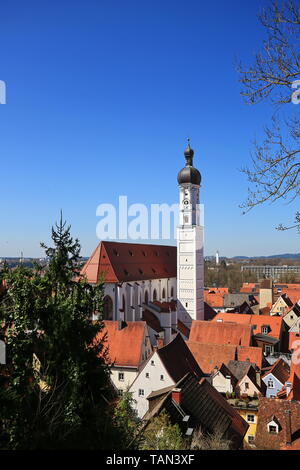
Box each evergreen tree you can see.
[0,215,122,449]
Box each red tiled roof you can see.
[177,319,190,338]
[190,320,252,346]
[153,300,177,312]
[81,241,176,284]
[204,291,224,307]
[187,342,237,374]
[142,309,164,333]
[205,287,229,294]
[237,346,263,368]
[281,289,300,305]
[240,283,259,293]
[95,320,147,367]
[256,397,300,450]
[212,313,283,339]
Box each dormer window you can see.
[268,425,278,434]
[261,325,269,334]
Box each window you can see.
[145,372,149,378]
[262,326,269,334]
[144,291,149,304]
[248,435,255,444]
[103,295,113,320]
[265,345,271,355]
[268,379,274,388]
[153,289,157,301]
[185,302,188,308]
[268,425,278,434]
[245,382,249,390]
[170,287,174,298]
[160,375,164,381]
[138,389,144,397]
[118,372,124,382]
[118,389,123,396]
[162,288,166,299]
[151,360,155,366]
[247,414,255,423]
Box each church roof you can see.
[80,241,176,284]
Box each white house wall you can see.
[129,352,175,419]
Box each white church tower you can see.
[177,140,204,328]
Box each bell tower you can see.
[177,140,204,327]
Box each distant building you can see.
[241,265,300,279]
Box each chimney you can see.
[284,409,292,447]
[172,388,182,405]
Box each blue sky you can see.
[0,0,299,258]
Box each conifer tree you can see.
[0,214,123,449]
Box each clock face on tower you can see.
[183,199,189,206]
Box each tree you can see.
[238,0,300,229]
[140,410,186,450]
[0,215,123,449]
[112,390,141,449]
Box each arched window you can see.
[144,290,149,304]
[122,294,126,313]
[153,289,157,301]
[162,288,166,299]
[103,295,113,320]
[170,287,174,298]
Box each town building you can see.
[129,333,203,419]
[143,372,249,449]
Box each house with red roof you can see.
[129,333,203,419]
[255,397,300,450]
[143,372,249,449]
[270,294,294,316]
[282,302,300,329]
[261,359,290,398]
[189,319,252,346]
[95,320,152,394]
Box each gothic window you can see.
[103,295,113,320]
[153,289,157,301]
[122,295,126,315]
[162,288,166,299]
[144,290,149,304]
[170,287,174,298]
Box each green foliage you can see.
[0,214,123,449]
[112,390,140,449]
[140,410,186,450]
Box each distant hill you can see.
[232,254,300,260]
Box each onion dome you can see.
[177,139,201,185]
